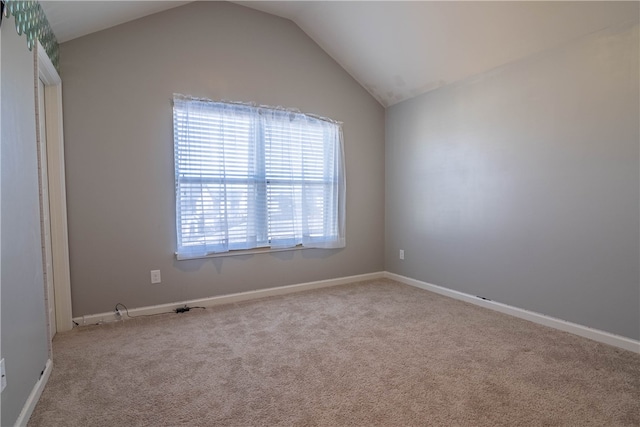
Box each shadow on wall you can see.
[173,247,343,274]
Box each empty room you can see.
[1,1,639,425]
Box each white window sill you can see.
[175,245,305,261]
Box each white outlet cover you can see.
[1,358,6,393]
[150,270,161,284]
[399,249,405,260]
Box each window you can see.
[173,95,346,259]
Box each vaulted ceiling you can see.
[40,1,638,107]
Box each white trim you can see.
[385,272,640,354]
[71,270,639,353]
[36,45,58,85]
[0,24,3,425]
[13,359,52,427]
[74,272,386,325]
[37,42,73,333]
[176,244,306,261]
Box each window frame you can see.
[173,95,346,260]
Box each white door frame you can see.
[37,76,56,345]
[0,22,3,425]
[37,42,73,333]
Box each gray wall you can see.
[386,21,640,340]
[1,17,50,426]
[60,2,385,317]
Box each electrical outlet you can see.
[1,358,6,393]
[150,270,161,284]
[399,249,405,260]
[115,309,123,321]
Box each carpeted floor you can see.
[29,279,640,426]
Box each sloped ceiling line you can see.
[40,1,640,107]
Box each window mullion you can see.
[255,113,268,246]
[323,129,333,238]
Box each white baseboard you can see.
[74,271,386,326]
[385,272,640,354]
[15,358,52,427]
[72,270,639,354]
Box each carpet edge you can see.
[73,271,386,326]
[385,271,640,353]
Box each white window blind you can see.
[173,95,346,259]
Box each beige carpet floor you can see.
[29,279,640,426]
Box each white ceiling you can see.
[40,1,639,107]
[40,1,192,43]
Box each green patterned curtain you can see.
[2,0,59,71]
